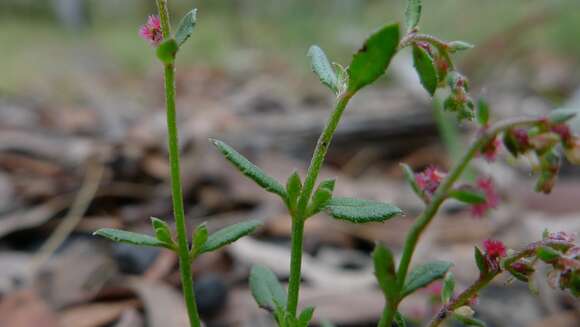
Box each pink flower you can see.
[480,137,501,162]
[139,15,163,46]
[425,281,443,297]
[415,166,446,195]
[483,239,507,259]
[470,177,499,218]
[513,128,530,148]
[551,124,572,146]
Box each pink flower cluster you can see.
[480,136,501,162]
[483,239,507,259]
[470,177,499,218]
[139,15,163,46]
[415,166,446,195]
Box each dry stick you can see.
[28,160,104,280]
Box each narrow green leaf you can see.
[347,24,400,93]
[476,98,490,126]
[405,0,422,31]
[412,44,438,96]
[156,39,178,64]
[308,45,339,94]
[297,307,315,327]
[441,272,455,303]
[474,246,487,273]
[307,179,335,217]
[210,139,287,198]
[94,228,172,249]
[400,163,423,199]
[548,108,579,124]
[447,41,474,53]
[191,223,208,255]
[373,243,398,301]
[449,189,486,204]
[175,9,197,47]
[324,197,403,224]
[401,261,453,297]
[286,171,302,211]
[394,312,407,327]
[200,220,262,253]
[452,313,486,327]
[150,217,174,245]
[250,265,287,312]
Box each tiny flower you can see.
[139,15,163,46]
[480,136,501,162]
[470,177,499,218]
[425,281,443,297]
[513,128,530,148]
[564,138,580,165]
[548,231,577,243]
[415,166,446,195]
[483,239,507,259]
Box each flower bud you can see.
[564,138,580,164]
[454,306,475,318]
[529,133,560,154]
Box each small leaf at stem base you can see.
[249,265,287,312]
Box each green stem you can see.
[156,1,201,326]
[378,302,397,327]
[286,91,354,316]
[427,272,497,327]
[379,117,539,327]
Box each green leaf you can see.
[286,171,302,211]
[210,139,287,198]
[447,41,474,53]
[308,45,339,94]
[476,98,490,126]
[449,189,486,204]
[191,223,208,255]
[401,261,453,297]
[150,217,174,245]
[441,272,455,303]
[474,246,487,273]
[452,313,486,327]
[394,312,407,327]
[347,24,400,93]
[536,246,561,263]
[412,44,438,96]
[250,265,287,312]
[373,243,398,301]
[400,163,423,199]
[156,39,178,64]
[307,179,335,217]
[297,307,315,327]
[548,108,579,124]
[324,197,403,224]
[200,220,262,253]
[405,0,422,31]
[175,9,197,47]
[94,228,172,249]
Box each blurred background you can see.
[0,1,579,326]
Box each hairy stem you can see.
[286,91,354,316]
[427,272,497,327]
[156,1,201,326]
[379,117,540,327]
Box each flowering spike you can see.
[139,15,164,46]
[415,166,446,196]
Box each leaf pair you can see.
[211,139,403,223]
[94,219,262,258]
[157,9,197,64]
[250,265,314,327]
[309,23,400,95]
[373,244,454,301]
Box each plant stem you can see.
[156,1,201,326]
[286,91,354,316]
[379,117,540,327]
[427,272,497,327]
